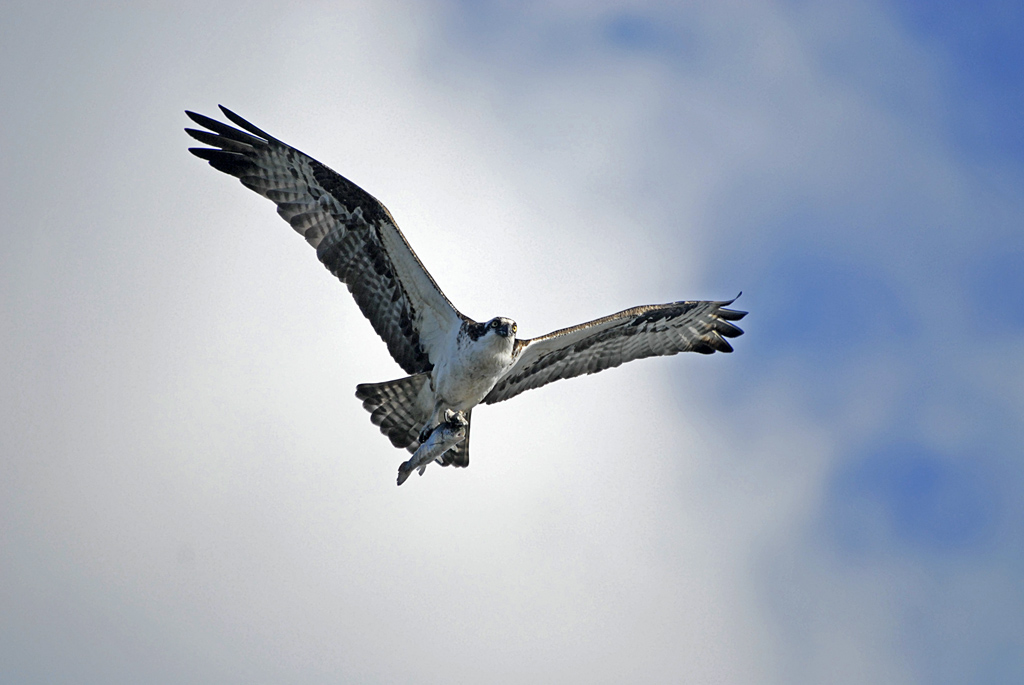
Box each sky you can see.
[2,1,1022,683]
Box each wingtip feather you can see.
[187,146,217,160]
[718,307,747,321]
[188,147,249,175]
[715,319,744,338]
[714,293,746,321]
[185,110,223,131]
[218,105,280,143]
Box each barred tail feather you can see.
[355,374,433,451]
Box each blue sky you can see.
[2,1,1022,683]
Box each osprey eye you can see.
[512,324,517,334]
[491,320,499,328]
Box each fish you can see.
[397,411,468,486]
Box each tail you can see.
[354,374,473,467]
[355,373,433,450]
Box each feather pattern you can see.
[484,298,746,404]
[185,106,465,374]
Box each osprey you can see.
[185,107,746,477]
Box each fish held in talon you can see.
[397,411,468,486]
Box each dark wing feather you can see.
[185,106,465,374]
[484,297,746,404]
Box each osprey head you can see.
[488,316,517,340]
[467,317,517,342]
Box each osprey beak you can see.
[499,323,512,338]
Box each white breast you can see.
[433,330,514,411]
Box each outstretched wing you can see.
[484,298,746,404]
[185,106,465,374]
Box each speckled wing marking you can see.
[185,106,465,374]
[484,298,746,404]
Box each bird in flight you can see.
[185,106,746,481]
